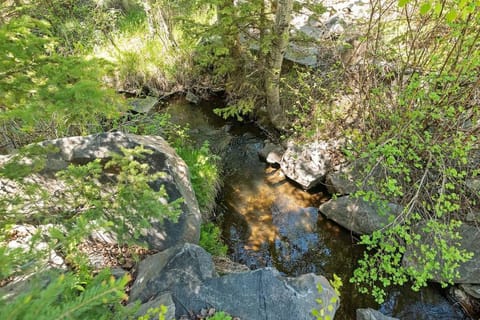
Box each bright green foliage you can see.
[0,14,125,147]
[207,311,233,320]
[214,97,255,121]
[200,222,228,256]
[347,0,480,303]
[0,269,134,320]
[176,142,221,214]
[116,112,190,146]
[311,274,342,320]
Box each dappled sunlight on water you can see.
[223,167,325,251]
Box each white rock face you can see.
[280,140,338,189]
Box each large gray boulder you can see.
[319,196,403,235]
[129,243,339,320]
[177,268,337,320]
[129,243,216,303]
[325,163,359,195]
[280,140,339,190]
[1,132,201,253]
[356,308,399,320]
[403,223,480,284]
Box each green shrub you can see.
[0,270,134,320]
[0,15,125,148]
[346,0,480,303]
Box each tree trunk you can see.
[142,0,177,48]
[264,0,293,129]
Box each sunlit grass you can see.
[90,6,179,93]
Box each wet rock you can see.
[403,224,480,284]
[186,91,200,104]
[128,96,158,114]
[280,140,338,190]
[319,196,403,235]
[449,286,480,319]
[129,243,339,320]
[356,308,399,320]
[258,141,283,165]
[460,284,480,299]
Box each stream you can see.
[162,97,468,320]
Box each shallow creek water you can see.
[163,97,468,320]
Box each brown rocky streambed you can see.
[163,96,470,320]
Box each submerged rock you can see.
[258,141,284,165]
[129,243,339,320]
[128,96,159,114]
[319,196,402,235]
[272,198,320,273]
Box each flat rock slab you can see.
[319,196,402,235]
[176,268,337,320]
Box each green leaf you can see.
[420,2,432,15]
[445,9,458,22]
